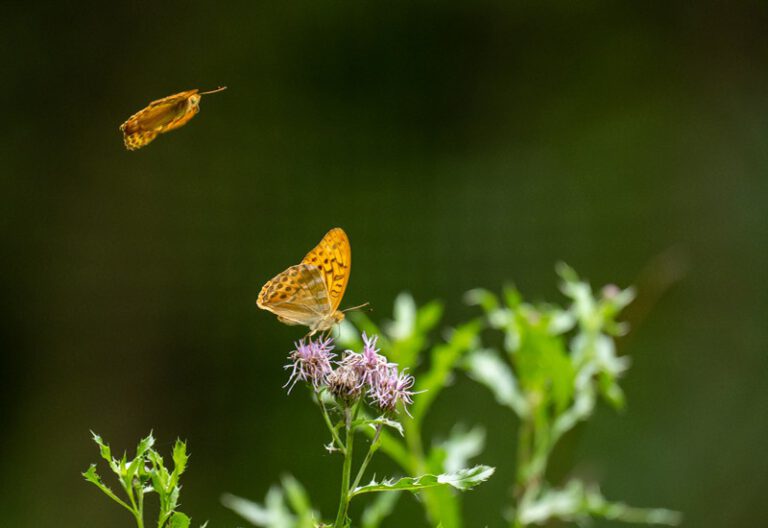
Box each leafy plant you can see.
[464,264,682,527]
[223,330,493,528]
[82,432,205,528]
[335,293,489,528]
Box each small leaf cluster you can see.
[83,432,203,528]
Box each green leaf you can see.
[136,432,156,457]
[361,491,401,528]
[280,474,317,528]
[434,425,486,474]
[353,416,404,437]
[411,319,482,424]
[386,292,417,340]
[351,465,495,497]
[416,300,444,334]
[90,432,113,465]
[222,489,294,528]
[518,480,681,526]
[168,512,191,528]
[82,464,134,513]
[502,284,522,309]
[464,288,499,313]
[513,310,574,413]
[171,439,188,486]
[465,349,528,417]
[82,464,102,486]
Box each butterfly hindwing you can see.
[301,228,351,312]
[257,264,332,327]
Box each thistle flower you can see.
[338,332,396,390]
[370,368,417,417]
[327,364,363,402]
[284,338,335,393]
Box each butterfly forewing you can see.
[301,228,351,312]
[257,264,332,327]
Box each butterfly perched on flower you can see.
[119,87,226,150]
[258,228,353,336]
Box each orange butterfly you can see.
[119,87,226,150]
[258,228,353,335]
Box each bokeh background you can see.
[1,1,767,527]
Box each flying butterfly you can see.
[119,86,227,150]
[257,228,357,336]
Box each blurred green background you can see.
[1,1,767,526]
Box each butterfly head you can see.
[308,311,345,335]
[187,94,202,111]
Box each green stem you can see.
[333,403,359,528]
[350,424,383,491]
[318,391,347,454]
[124,478,144,528]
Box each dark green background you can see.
[1,1,766,527]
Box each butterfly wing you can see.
[119,90,199,150]
[301,228,351,312]
[257,263,333,327]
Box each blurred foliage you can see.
[466,265,681,526]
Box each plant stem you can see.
[350,423,383,491]
[333,403,358,528]
[318,391,347,454]
[124,478,144,528]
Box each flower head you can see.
[284,337,335,393]
[338,332,396,390]
[327,364,363,402]
[370,367,417,417]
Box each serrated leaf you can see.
[82,464,102,485]
[351,465,495,497]
[91,432,113,464]
[171,439,188,486]
[465,349,528,417]
[136,432,155,456]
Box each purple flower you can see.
[338,332,397,390]
[327,364,363,402]
[284,338,335,393]
[370,368,417,417]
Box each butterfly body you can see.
[119,87,225,150]
[258,228,351,335]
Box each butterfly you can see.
[119,86,227,150]
[258,228,353,336]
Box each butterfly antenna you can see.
[343,302,370,313]
[199,86,228,95]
